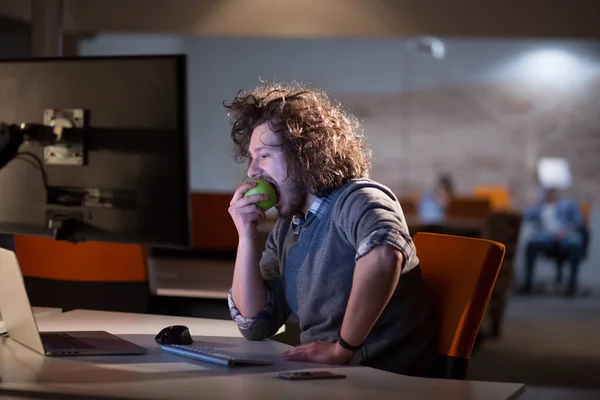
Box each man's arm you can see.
[336,245,403,355]
[567,200,584,230]
[524,205,541,224]
[227,182,289,340]
[281,243,404,364]
[228,225,291,341]
[231,237,268,317]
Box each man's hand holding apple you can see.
[228,179,277,240]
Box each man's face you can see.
[247,122,307,218]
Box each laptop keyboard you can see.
[40,333,95,350]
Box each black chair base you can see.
[433,354,469,380]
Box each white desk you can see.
[149,257,233,299]
[30,307,63,319]
[0,307,62,333]
[0,310,525,400]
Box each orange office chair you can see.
[396,196,418,217]
[473,185,512,211]
[446,196,493,220]
[414,232,506,379]
[190,192,238,251]
[580,201,591,227]
[14,235,151,313]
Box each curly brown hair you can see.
[223,82,372,196]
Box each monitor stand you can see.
[48,214,83,243]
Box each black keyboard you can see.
[161,344,274,367]
[40,333,95,350]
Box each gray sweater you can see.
[229,179,437,376]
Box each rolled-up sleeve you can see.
[356,227,415,270]
[227,277,290,341]
[227,289,275,330]
[334,185,416,271]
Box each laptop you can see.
[0,248,147,356]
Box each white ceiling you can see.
[2,0,600,38]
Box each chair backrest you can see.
[446,196,493,220]
[15,236,147,282]
[580,201,591,227]
[473,185,512,211]
[414,232,505,379]
[14,236,150,313]
[396,196,417,217]
[190,192,238,251]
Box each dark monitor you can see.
[0,55,190,247]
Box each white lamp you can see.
[407,36,446,60]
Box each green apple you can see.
[243,178,278,211]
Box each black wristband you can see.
[336,332,362,352]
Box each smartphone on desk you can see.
[278,371,347,380]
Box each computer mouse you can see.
[155,325,193,345]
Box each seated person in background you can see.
[521,187,585,296]
[224,82,437,377]
[417,173,454,224]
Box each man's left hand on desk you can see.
[280,341,353,364]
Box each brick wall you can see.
[337,77,600,208]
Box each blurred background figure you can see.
[520,187,586,297]
[418,173,455,224]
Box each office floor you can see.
[469,294,600,399]
[472,200,600,399]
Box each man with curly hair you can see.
[225,82,437,377]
